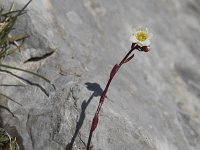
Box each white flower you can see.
[130,27,152,47]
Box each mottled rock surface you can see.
[1,0,200,149]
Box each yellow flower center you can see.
[135,31,148,42]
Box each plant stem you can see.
[86,43,137,150]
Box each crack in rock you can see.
[24,50,55,63]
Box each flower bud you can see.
[141,46,150,52]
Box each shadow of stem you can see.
[66,83,103,150]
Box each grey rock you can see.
[0,0,200,150]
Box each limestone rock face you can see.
[1,0,200,150]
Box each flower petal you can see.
[130,36,137,43]
[141,40,151,46]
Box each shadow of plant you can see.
[66,82,103,150]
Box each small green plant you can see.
[0,128,19,150]
[0,0,31,59]
[0,1,32,149]
[0,1,54,149]
[0,0,52,104]
[0,0,52,85]
[0,0,54,98]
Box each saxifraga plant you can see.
[86,27,152,149]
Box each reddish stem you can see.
[86,43,137,150]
